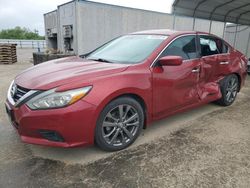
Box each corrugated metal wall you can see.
[76,1,225,54]
[57,1,77,52]
[76,1,175,54]
[225,25,250,57]
[44,11,58,30]
[44,10,58,49]
[44,1,226,55]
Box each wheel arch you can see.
[112,93,148,129]
[220,73,242,92]
[95,90,150,130]
[232,72,242,92]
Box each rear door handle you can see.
[192,67,200,73]
[220,61,229,65]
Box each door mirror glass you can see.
[158,56,183,66]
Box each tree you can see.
[0,26,45,40]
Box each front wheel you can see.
[216,74,239,106]
[95,97,144,151]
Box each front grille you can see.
[12,84,30,102]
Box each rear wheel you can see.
[95,97,144,151]
[216,74,239,106]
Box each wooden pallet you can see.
[0,53,16,56]
[0,44,17,46]
[0,54,16,56]
[0,44,17,64]
[0,60,16,64]
[0,47,16,50]
[0,54,16,57]
[0,59,17,62]
[0,56,15,58]
[0,57,17,60]
[0,48,16,51]
[0,52,16,54]
[0,58,17,61]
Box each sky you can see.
[0,0,174,36]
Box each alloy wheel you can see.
[225,76,238,103]
[102,104,140,147]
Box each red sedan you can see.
[5,30,248,151]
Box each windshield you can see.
[86,35,168,64]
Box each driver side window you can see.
[159,35,198,60]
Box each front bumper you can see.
[5,99,97,147]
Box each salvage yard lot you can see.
[0,49,250,187]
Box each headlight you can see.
[26,86,92,110]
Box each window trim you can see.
[222,41,230,54]
[150,34,200,68]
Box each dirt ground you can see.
[0,49,250,188]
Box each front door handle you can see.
[192,67,200,73]
[220,61,229,65]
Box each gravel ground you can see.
[0,49,250,187]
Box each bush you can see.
[0,26,45,40]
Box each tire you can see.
[95,97,144,151]
[216,74,239,106]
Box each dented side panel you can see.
[152,59,201,119]
[152,33,247,120]
[197,55,221,102]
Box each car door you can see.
[198,35,224,101]
[216,39,233,76]
[199,35,220,82]
[151,35,201,119]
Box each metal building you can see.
[44,0,225,55]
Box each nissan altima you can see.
[5,30,248,151]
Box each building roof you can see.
[172,0,250,25]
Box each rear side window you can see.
[215,38,223,53]
[213,38,229,54]
[200,35,229,56]
[200,36,220,56]
[159,35,198,60]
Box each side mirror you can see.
[158,56,183,66]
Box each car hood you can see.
[15,56,129,90]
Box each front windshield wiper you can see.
[88,58,114,63]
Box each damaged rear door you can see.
[197,35,222,102]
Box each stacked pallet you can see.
[0,44,17,64]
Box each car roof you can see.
[132,29,211,36]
